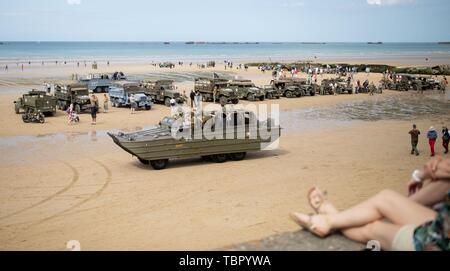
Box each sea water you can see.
[0,42,449,63]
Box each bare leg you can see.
[327,190,436,229]
[409,180,450,207]
[308,189,405,250]
[292,190,436,240]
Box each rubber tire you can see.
[164,98,171,107]
[211,154,228,163]
[259,96,265,101]
[138,158,150,165]
[266,93,273,99]
[230,152,246,161]
[145,105,151,110]
[75,104,81,114]
[39,115,45,124]
[150,159,169,170]
[219,96,227,105]
[247,93,255,101]
[310,91,316,96]
[232,99,239,105]
[285,91,293,98]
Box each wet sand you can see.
[0,63,449,250]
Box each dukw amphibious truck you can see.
[108,109,281,170]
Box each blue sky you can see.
[0,0,449,42]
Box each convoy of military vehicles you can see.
[13,72,441,121]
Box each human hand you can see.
[408,179,423,196]
[427,158,450,181]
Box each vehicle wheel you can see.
[230,152,246,161]
[39,116,45,124]
[138,158,150,165]
[22,115,29,123]
[285,91,293,98]
[150,159,169,170]
[247,93,255,101]
[232,99,239,105]
[266,93,273,99]
[276,96,280,99]
[201,155,212,161]
[259,96,265,101]
[164,97,171,107]
[219,96,227,105]
[145,105,151,110]
[75,104,81,114]
[310,91,316,96]
[211,154,228,163]
[15,107,20,114]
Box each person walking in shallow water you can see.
[409,124,421,156]
[427,127,438,157]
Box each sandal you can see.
[307,187,328,214]
[290,212,330,238]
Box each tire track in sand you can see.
[26,159,112,228]
[0,161,79,221]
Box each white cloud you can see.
[367,0,414,6]
[67,0,82,5]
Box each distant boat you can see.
[185,41,194,44]
[438,42,450,45]
[301,42,326,45]
[368,42,383,45]
[163,42,170,45]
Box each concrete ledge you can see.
[223,231,365,251]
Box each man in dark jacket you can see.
[409,124,421,156]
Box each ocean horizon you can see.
[1,41,449,64]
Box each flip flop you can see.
[307,187,328,214]
[290,213,329,238]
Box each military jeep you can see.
[14,90,57,116]
[228,80,265,101]
[54,81,91,113]
[261,85,282,99]
[194,77,239,104]
[320,78,353,95]
[270,79,302,98]
[141,79,185,107]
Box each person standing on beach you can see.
[5,65,8,72]
[90,94,99,125]
[409,124,421,156]
[190,90,195,107]
[427,127,438,157]
[103,93,109,113]
[130,94,136,114]
[442,127,450,154]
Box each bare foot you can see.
[308,187,338,215]
[290,212,332,238]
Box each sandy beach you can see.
[0,61,449,250]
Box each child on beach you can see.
[290,156,450,251]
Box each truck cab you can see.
[54,82,91,113]
[141,80,185,107]
[109,81,153,110]
[194,77,239,104]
